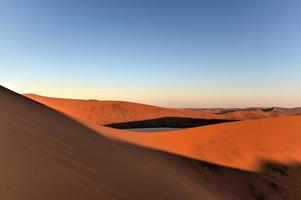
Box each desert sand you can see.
[24,93,301,172]
[1,86,222,200]
[94,116,301,172]
[2,86,301,199]
[23,94,227,125]
[24,94,301,127]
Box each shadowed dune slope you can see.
[107,117,234,129]
[0,86,226,200]
[2,86,301,199]
[24,93,301,172]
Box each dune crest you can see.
[24,93,301,172]
[0,86,220,199]
[1,86,301,199]
[25,94,300,125]
[23,94,226,124]
[94,116,301,172]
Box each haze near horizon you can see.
[1,0,301,107]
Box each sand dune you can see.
[1,86,219,199]
[23,93,301,172]
[94,116,301,172]
[24,94,226,125]
[198,107,301,119]
[2,86,301,199]
[24,94,301,127]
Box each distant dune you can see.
[23,93,301,172]
[24,94,301,129]
[196,107,301,117]
[1,86,301,199]
[23,94,227,125]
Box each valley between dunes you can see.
[1,86,301,199]
[25,93,301,172]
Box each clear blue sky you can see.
[1,0,301,107]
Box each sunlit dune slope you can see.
[0,86,223,200]
[24,94,268,125]
[3,86,301,199]
[24,94,301,124]
[93,116,301,172]
[24,93,301,172]
[23,94,228,125]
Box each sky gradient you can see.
[1,0,301,107]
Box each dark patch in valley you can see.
[105,117,236,129]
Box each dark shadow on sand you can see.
[105,117,236,129]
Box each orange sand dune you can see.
[24,94,275,124]
[196,107,301,119]
[2,86,301,199]
[221,110,272,120]
[1,86,223,199]
[24,94,301,172]
[25,94,301,124]
[94,116,301,172]
[23,94,229,125]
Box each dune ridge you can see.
[2,86,301,199]
[23,94,225,125]
[94,116,301,172]
[24,93,301,172]
[24,94,301,128]
[0,86,220,199]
